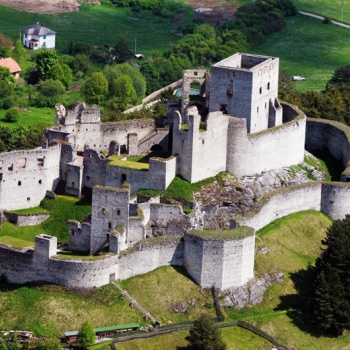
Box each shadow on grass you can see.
[310,149,344,181]
[274,265,323,337]
[135,151,172,164]
[171,265,197,284]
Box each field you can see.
[0,3,193,55]
[294,0,350,23]
[255,14,350,91]
[2,211,350,348]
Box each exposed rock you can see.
[168,301,188,313]
[219,270,284,309]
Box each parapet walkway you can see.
[111,282,159,325]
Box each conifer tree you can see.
[311,215,350,336]
[185,314,226,350]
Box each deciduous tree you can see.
[82,72,108,105]
[77,321,96,349]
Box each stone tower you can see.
[90,186,129,255]
[209,53,282,133]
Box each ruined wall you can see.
[227,104,306,177]
[321,183,350,220]
[137,128,170,154]
[0,146,61,210]
[68,221,91,252]
[82,150,108,189]
[306,118,350,178]
[172,108,229,183]
[4,213,50,227]
[117,237,184,280]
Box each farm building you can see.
[21,22,56,50]
[0,57,21,78]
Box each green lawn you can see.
[294,0,350,23]
[254,14,350,91]
[0,107,54,128]
[0,195,91,244]
[0,3,192,55]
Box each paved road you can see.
[299,10,350,29]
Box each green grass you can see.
[0,236,34,248]
[294,0,350,23]
[0,195,91,244]
[108,155,150,170]
[0,3,192,55]
[254,15,350,91]
[0,107,54,128]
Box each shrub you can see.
[5,108,19,123]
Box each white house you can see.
[21,23,56,50]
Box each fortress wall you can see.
[65,162,83,196]
[227,107,306,177]
[0,146,61,210]
[82,150,107,189]
[306,118,350,170]
[105,166,149,196]
[68,221,91,252]
[150,203,187,221]
[0,244,117,288]
[4,213,50,226]
[101,120,155,151]
[240,183,322,231]
[183,235,203,286]
[222,235,255,290]
[190,111,229,183]
[118,238,184,280]
[128,216,146,246]
[137,129,170,154]
[321,183,350,220]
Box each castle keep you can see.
[1,53,349,291]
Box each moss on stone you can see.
[188,226,254,241]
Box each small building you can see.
[21,22,56,50]
[0,57,22,78]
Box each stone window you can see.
[117,209,121,215]
[226,89,233,96]
[259,87,262,94]
[38,179,42,184]
[72,181,75,187]
[108,222,112,229]
[121,174,127,183]
[18,181,22,186]
[194,71,198,76]
[220,104,228,114]
[86,175,90,182]
[257,107,259,113]
[267,82,270,90]
[8,164,13,171]
[27,197,30,201]
[0,173,3,181]
[71,230,75,236]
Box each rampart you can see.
[4,212,50,226]
[227,103,305,177]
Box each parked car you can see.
[292,76,305,81]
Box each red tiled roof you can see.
[0,57,22,74]
[28,39,39,43]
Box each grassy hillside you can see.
[3,211,350,349]
[255,14,350,91]
[294,0,350,23]
[0,3,192,55]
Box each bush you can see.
[5,108,19,123]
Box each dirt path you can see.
[299,10,350,29]
[0,0,100,14]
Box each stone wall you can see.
[4,212,50,226]
[227,104,306,177]
[0,146,61,210]
[118,237,184,280]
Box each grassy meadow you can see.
[0,3,192,56]
[3,211,350,349]
[294,0,350,23]
[255,14,350,91]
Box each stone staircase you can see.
[138,130,158,146]
[112,282,159,325]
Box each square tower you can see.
[90,186,129,255]
[209,53,280,133]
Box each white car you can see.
[292,76,306,81]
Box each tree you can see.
[37,79,65,107]
[5,108,19,123]
[35,50,58,80]
[82,72,108,105]
[0,66,16,109]
[0,338,7,350]
[11,40,26,63]
[114,36,133,63]
[113,74,137,110]
[310,215,350,336]
[184,314,226,350]
[77,321,96,348]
